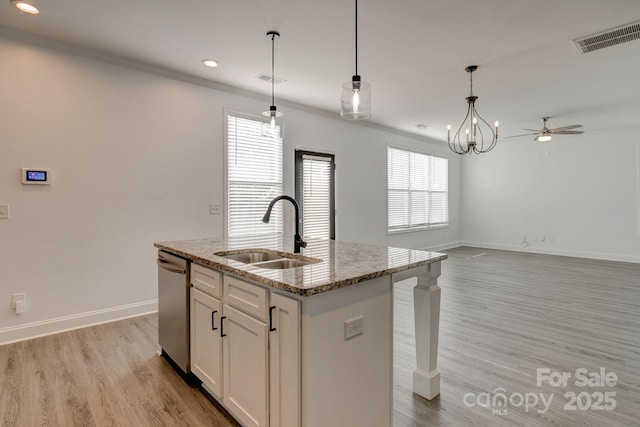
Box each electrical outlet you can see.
[344,316,364,340]
[11,293,26,314]
[0,204,9,219]
[209,204,221,215]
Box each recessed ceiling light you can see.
[201,59,219,68]
[10,0,40,14]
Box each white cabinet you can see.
[269,293,301,427]
[190,288,223,397]
[222,304,268,427]
[190,264,300,427]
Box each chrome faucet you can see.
[262,195,307,253]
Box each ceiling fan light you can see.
[537,134,552,142]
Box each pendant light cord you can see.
[469,69,473,96]
[271,33,275,106]
[355,0,358,75]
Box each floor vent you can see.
[574,21,640,54]
[256,73,286,84]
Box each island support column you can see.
[412,261,441,400]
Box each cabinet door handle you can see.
[211,310,218,331]
[269,306,277,332]
[220,316,227,337]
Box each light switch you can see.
[0,204,9,219]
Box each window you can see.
[387,146,448,232]
[295,151,335,240]
[226,112,283,247]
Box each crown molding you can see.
[0,25,444,147]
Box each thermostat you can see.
[22,168,51,185]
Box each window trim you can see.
[386,143,449,235]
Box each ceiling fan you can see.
[507,117,584,141]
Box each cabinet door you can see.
[190,288,223,398]
[223,304,269,427]
[269,293,301,427]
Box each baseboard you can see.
[0,299,158,346]
[461,240,640,264]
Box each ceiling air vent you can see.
[574,20,640,54]
[256,73,286,84]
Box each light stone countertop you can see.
[154,237,447,296]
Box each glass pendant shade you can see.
[262,105,283,137]
[341,76,371,120]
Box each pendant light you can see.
[447,65,499,154]
[341,0,371,120]
[262,31,283,136]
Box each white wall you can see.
[0,35,461,342]
[461,131,640,263]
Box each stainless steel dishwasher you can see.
[157,250,190,374]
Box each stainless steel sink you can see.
[214,249,321,269]
[218,251,283,264]
[251,258,315,269]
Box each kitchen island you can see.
[155,237,446,427]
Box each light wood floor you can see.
[393,247,640,427]
[1,247,639,426]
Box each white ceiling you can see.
[1,0,640,142]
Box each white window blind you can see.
[387,146,448,232]
[300,154,333,240]
[226,113,283,248]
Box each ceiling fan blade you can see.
[549,124,583,132]
[505,133,538,138]
[523,129,540,132]
[551,130,584,135]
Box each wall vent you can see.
[574,21,640,54]
[256,73,286,84]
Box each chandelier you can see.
[447,65,499,154]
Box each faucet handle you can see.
[299,240,307,248]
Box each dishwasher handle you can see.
[157,259,187,274]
